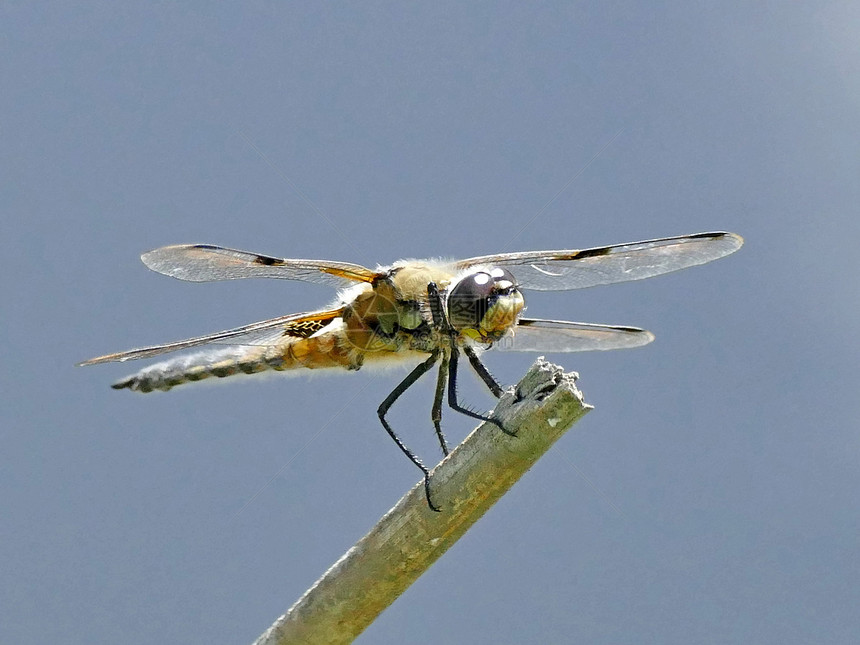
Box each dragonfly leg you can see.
[377,350,442,512]
[429,279,510,435]
[447,349,514,436]
[431,353,450,456]
[426,281,447,328]
[463,344,504,398]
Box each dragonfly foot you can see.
[424,473,441,513]
[489,415,517,437]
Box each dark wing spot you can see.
[253,254,284,266]
[689,231,727,240]
[564,247,612,260]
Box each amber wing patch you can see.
[283,319,328,338]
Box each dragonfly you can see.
[80,231,743,510]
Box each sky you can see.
[3,3,860,644]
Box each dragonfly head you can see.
[447,268,524,343]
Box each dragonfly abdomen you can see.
[112,334,355,393]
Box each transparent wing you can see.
[141,244,378,288]
[456,231,743,291]
[77,308,344,365]
[493,318,655,353]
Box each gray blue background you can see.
[3,3,859,643]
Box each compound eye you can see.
[446,272,495,330]
[488,267,516,292]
